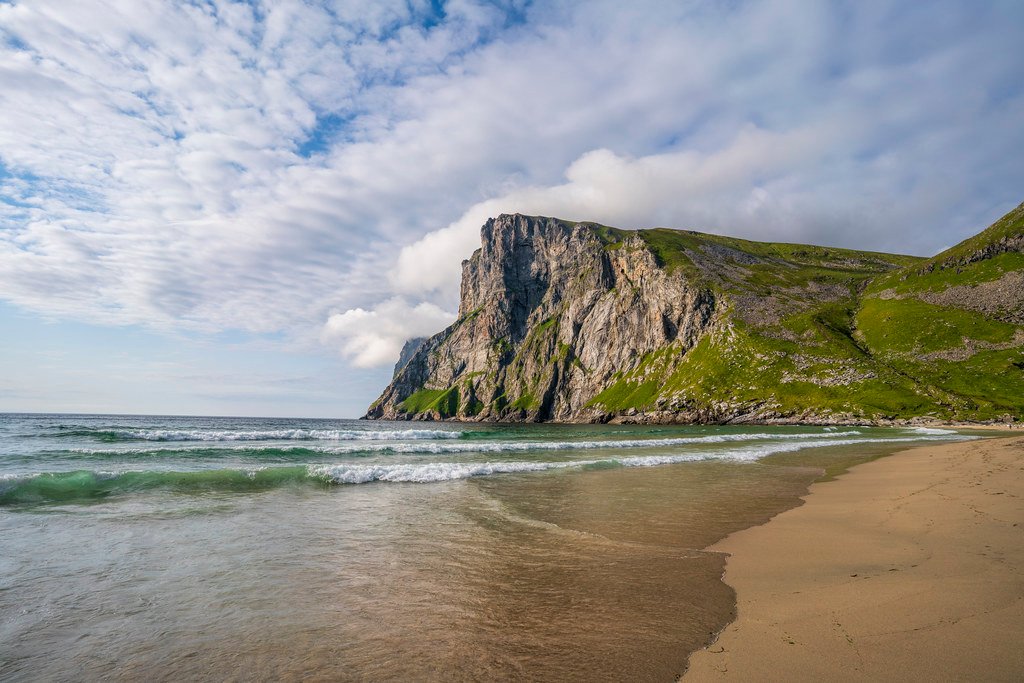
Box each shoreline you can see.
[683,435,1024,681]
[362,413,1021,429]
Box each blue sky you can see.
[0,0,1022,417]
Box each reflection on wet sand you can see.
[1,442,912,681]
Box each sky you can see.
[0,0,1022,418]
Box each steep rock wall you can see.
[365,214,716,421]
[365,204,1024,424]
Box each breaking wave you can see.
[44,428,464,442]
[65,430,868,456]
[1,433,974,505]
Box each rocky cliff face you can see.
[366,215,716,421]
[393,337,426,378]
[366,207,1024,424]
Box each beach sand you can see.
[685,436,1024,682]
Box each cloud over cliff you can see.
[1,0,1022,374]
[321,298,453,368]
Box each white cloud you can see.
[0,0,1021,377]
[389,104,1005,298]
[321,298,454,368]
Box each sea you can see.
[0,413,975,681]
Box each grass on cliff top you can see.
[866,251,1024,295]
[596,225,920,296]
[513,216,925,290]
[868,201,1024,295]
[633,227,920,276]
[586,223,630,248]
[928,201,1024,266]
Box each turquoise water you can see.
[0,414,972,680]
[0,414,966,505]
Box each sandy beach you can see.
[685,435,1024,681]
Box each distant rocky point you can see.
[366,203,1024,424]
[393,337,427,378]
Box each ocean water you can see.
[0,414,972,681]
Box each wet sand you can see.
[685,436,1024,681]
[0,419,993,681]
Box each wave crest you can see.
[53,428,465,442]
[2,432,975,505]
[69,430,867,455]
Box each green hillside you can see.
[588,203,1024,422]
[368,205,1024,424]
[855,202,1024,420]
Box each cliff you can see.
[365,205,1024,424]
[393,337,426,378]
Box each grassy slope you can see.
[588,228,932,419]
[587,205,1024,421]
[392,205,1023,422]
[853,203,1024,420]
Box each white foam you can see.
[308,434,977,484]
[311,430,868,454]
[908,426,957,435]
[0,471,40,482]
[309,460,577,484]
[67,429,980,465]
[111,428,463,442]
[71,430,867,455]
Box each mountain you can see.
[365,204,1024,424]
[392,337,427,378]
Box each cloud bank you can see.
[321,297,452,368]
[1,0,1022,370]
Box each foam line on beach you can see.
[46,428,465,442]
[64,430,868,456]
[1,432,975,505]
[307,434,971,483]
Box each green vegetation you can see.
[586,379,661,411]
[845,202,1024,420]
[399,388,447,413]
[586,321,943,419]
[632,227,919,282]
[399,387,460,417]
[459,306,484,324]
[857,298,1017,356]
[510,393,539,411]
[491,337,513,354]
[390,203,1023,423]
[536,315,558,332]
[633,229,700,276]
[924,201,1024,268]
[868,251,1024,295]
[588,223,630,249]
[588,206,1024,421]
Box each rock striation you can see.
[366,206,1024,424]
[393,337,426,378]
[368,215,716,421]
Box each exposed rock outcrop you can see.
[366,215,716,421]
[365,207,1024,424]
[393,337,426,378]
